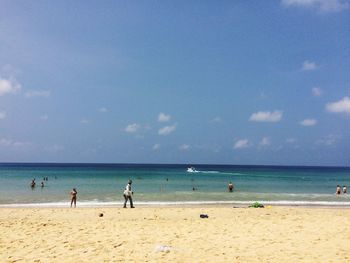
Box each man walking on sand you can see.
[123,180,135,208]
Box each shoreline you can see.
[2,200,350,208]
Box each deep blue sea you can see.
[1,163,350,207]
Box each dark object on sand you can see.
[200,214,209,218]
[99,213,104,217]
[249,202,264,208]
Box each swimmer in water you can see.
[336,185,341,195]
[30,179,36,188]
[228,182,234,192]
[343,185,347,194]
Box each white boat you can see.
[187,167,198,173]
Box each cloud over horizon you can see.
[80,118,90,124]
[249,111,283,122]
[0,111,6,120]
[158,113,171,122]
[152,143,160,150]
[301,60,317,71]
[234,139,251,149]
[125,123,140,133]
[98,107,108,113]
[312,87,322,97]
[158,125,176,135]
[286,138,297,144]
[0,77,21,96]
[25,90,50,98]
[282,0,350,13]
[300,119,317,126]
[211,116,222,123]
[0,138,32,149]
[315,134,340,146]
[326,97,350,114]
[40,115,48,121]
[179,144,190,150]
[260,137,271,146]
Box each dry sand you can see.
[1,206,350,262]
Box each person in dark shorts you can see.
[336,185,341,195]
[123,180,135,208]
[30,179,36,188]
[70,188,77,208]
[228,182,234,192]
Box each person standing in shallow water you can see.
[228,182,234,192]
[123,180,135,208]
[336,185,341,195]
[70,188,77,208]
[30,179,36,188]
[343,185,347,194]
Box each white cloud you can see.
[326,97,350,114]
[45,144,64,152]
[286,138,297,144]
[0,138,32,148]
[249,110,283,122]
[125,123,140,133]
[25,90,50,98]
[0,111,6,120]
[234,139,251,149]
[312,87,322,97]
[98,107,108,113]
[315,135,340,146]
[12,141,31,147]
[211,116,222,122]
[158,125,176,136]
[0,77,21,96]
[300,118,317,126]
[260,137,271,146]
[80,118,90,124]
[179,144,190,150]
[40,115,48,121]
[158,113,171,122]
[152,144,160,150]
[0,138,12,146]
[301,60,317,71]
[282,0,350,13]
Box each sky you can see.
[0,0,349,166]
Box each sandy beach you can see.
[1,206,350,262]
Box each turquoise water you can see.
[1,163,350,206]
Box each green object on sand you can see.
[249,202,264,208]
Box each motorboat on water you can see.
[187,167,198,173]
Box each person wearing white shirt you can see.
[123,180,135,208]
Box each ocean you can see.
[1,163,350,207]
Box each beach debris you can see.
[249,202,264,208]
[99,213,104,217]
[155,245,173,253]
[114,242,123,248]
[200,214,209,218]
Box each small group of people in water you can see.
[30,178,45,188]
[32,178,237,208]
[336,185,347,195]
[30,176,56,189]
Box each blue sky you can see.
[0,0,349,165]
